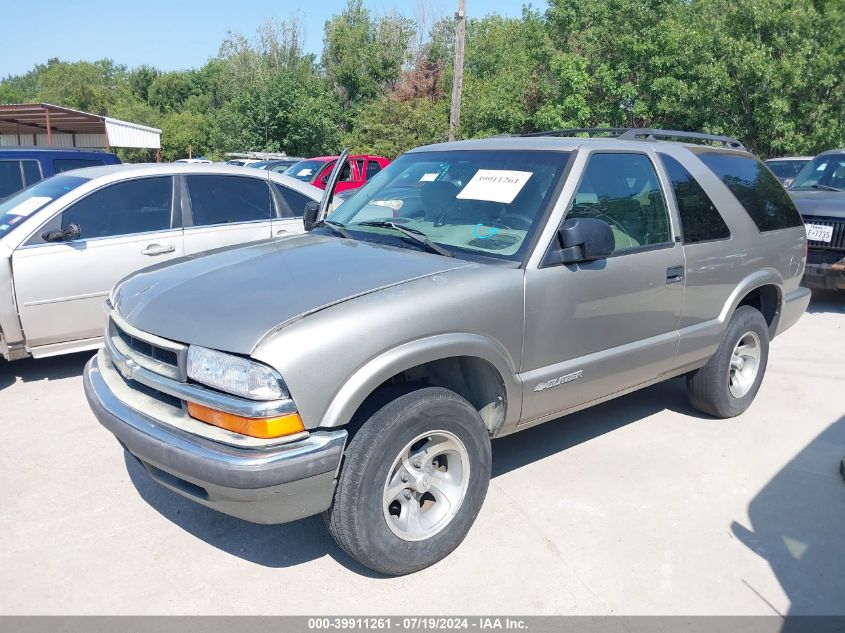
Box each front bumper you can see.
[84,354,347,524]
[803,258,845,291]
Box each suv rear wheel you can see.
[686,305,770,418]
[325,386,492,575]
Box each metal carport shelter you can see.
[0,103,161,159]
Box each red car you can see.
[285,154,390,193]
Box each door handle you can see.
[666,265,685,284]
[275,229,289,236]
[142,244,175,256]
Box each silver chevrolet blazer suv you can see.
[84,129,810,575]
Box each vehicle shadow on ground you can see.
[127,376,707,575]
[492,377,707,477]
[730,414,845,619]
[124,451,382,576]
[0,351,91,392]
[806,289,845,314]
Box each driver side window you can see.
[567,153,671,252]
[61,177,173,240]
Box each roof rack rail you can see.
[619,128,745,150]
[520,128,628,138]
[520,127,746,150]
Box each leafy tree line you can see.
[1,0,842,161]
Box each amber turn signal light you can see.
[187,402,305,439]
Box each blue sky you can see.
[2,0,544,77]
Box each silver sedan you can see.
[0,163,320,361]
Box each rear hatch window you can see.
[698,152,802,232]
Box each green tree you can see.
[322,0,415,108]
[457,10,549,137]
[343,94,448,157]
[147,71,196,113]
[128,65,159,102]
[34,59,129,114]
[160,110,211,161]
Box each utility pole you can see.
[448,0,466,142]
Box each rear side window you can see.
[61,177,173,239]
[698,152,802,231]
[366,160,382,180]
[0,160,42,199]
[53,158,105,173]
[185,175,273,226]
[274,184,311,218]
[766,160,806,181]
[0,161,25,199]
[338,160,354,182]
[22,160,42,186]
[659,154,730,243]
[566,152,671,252]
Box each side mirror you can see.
[549,217,614,265]
[42,223,81,243]
[303,201,320,232]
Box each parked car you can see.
[175,157,212,164]
[85,129,809,576]
[765,156,812,187]
[0,147,121,201]
[0,164,320,361]
[226,159,262,167]
[248,158,304,172]
[787,149,845,290]
[285,154,389,193]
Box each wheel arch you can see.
[319,333,521,436]
[719,270,784,338]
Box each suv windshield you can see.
[328,150,571,262]
[0,174,89,240]
[285,159,326,182]
[790,154,845,191]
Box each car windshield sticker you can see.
[297,168,313,176]
[457,170,533,204]
[419,173,439,182]
[5,196,52,217]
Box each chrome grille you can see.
[114,324,179,366]
[108,312,187,382]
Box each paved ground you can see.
[1,291,843,616]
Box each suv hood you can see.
[788,189,845,219]
[113,234,471,353]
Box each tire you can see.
[686,305,770,418]
[325,386,492,576]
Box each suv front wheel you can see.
[686,305,770,418]
[325,386,492,575]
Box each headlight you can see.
[187,346,287,401]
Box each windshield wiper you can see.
[316,219,354,239]
[354,220,454,257]
[811,184,843,192]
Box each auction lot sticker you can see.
[5,196,52,217]
[457,170,533,204]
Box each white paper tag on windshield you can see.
[456,170,532,204]
[6,196,52,217]
[419,173,439,182]
[297,168,313,176]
